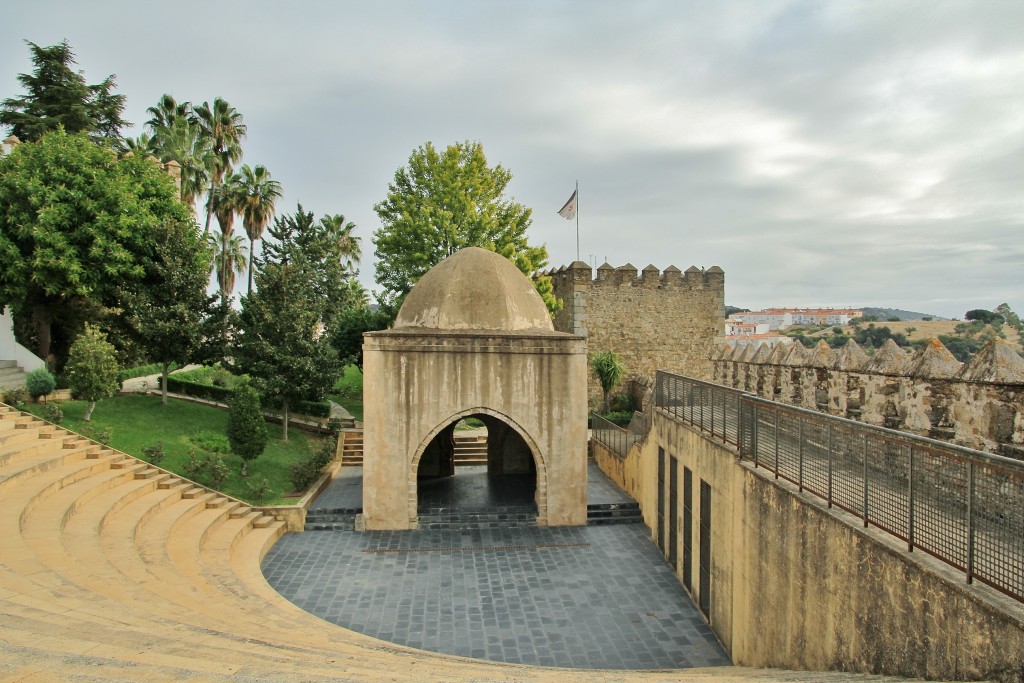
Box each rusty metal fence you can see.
[655,370,1024,603]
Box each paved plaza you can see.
[262,464,729,670]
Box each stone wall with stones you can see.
[541,261,725,408]
[712,337,1024,459]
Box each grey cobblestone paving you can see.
[262,522,729,670]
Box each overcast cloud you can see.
[3,0,1021,318]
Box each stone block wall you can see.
[712,337,1024,458]
[541,261,725,407]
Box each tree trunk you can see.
[282,398,289,442]
[241,459,248,477]
[161,362,169,405]
[203,176,217,236]
[247,236,254,294]
[32,304,52,361]
[83,400,96,421]
[603,390,610,415]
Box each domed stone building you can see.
[362,247,588,529]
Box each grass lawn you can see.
[23,395,322,506]
[327,365,364,422]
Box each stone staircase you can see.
[587,501,643,525]
[0,402,925,681]
[454,433,487,465]
[0,359,27,389]
[304,506,361,531]
[340,429,364,465]
[417,505,538,530]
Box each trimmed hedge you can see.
[164,376,331,418]
[164,376,234,402]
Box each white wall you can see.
[0,307,45,372]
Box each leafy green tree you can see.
[227,383,268,476]
[64,323,119,421]
[236,164,282,293]
[233,207,344,440]
[121,218,214,404]
[590,350,625,414]
[191,98,246,236]
[965,309,1003,324]
[0,129,193,362]
[0,41,128,144]
[994,303,1022,332]
[331,305,392,370]
[373,140,560,315]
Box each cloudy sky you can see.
[3,1,1021,318]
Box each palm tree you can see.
[236,164,282,293]
[207,228,248,298]
[151,117,212,209]
[191,98,246,236]
[342,278,369,308]
[123,132,156,157]
[320,213,362,272]
[145,93,190,131]
[210,174,245,296]
[590,350,625,414]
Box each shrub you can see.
[189,431,232,454]
[2,386,28,408]
[289,436,336,493]
[165,376,234,403]
[601,410,634,427]
[246,476,271,505]
[142,442,165,466]
[228,384,268,476]
[182,449,203,479]
[25,368,56,400]
[82,425,112,445]
[204,453,230,490]
[42,402,64,424]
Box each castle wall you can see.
[544,262,725,408]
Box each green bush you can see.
[142,442,165,466]
[25,368,56,399]
[42,402,63,424]
[2,386,28,407]
[82,425,112,445]
[289,436,335,493]
[205,453,230,490]
[189,431,232,454]
[165,376,235,402]
[600,410,635,427]
[246,476,271,504]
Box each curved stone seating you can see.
[0,404,911,681]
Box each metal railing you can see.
[655,370,1024,603]
[591,411,648,459]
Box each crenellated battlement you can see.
[537,260,725,407]
[540,262,725,290]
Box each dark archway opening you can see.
[416,413,536,513]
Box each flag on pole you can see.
[557,189,577,220]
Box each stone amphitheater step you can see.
[587,501,644,525]
[0,404,926,681]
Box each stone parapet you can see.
[713,337,1024,457]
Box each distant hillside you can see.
[859,307,945,321]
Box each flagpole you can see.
[575,179,579,262]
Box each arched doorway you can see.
[410,408,545,523]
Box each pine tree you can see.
[0,41,128,144]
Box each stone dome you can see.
[394,247,554,332]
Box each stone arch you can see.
[408,406,548,525]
